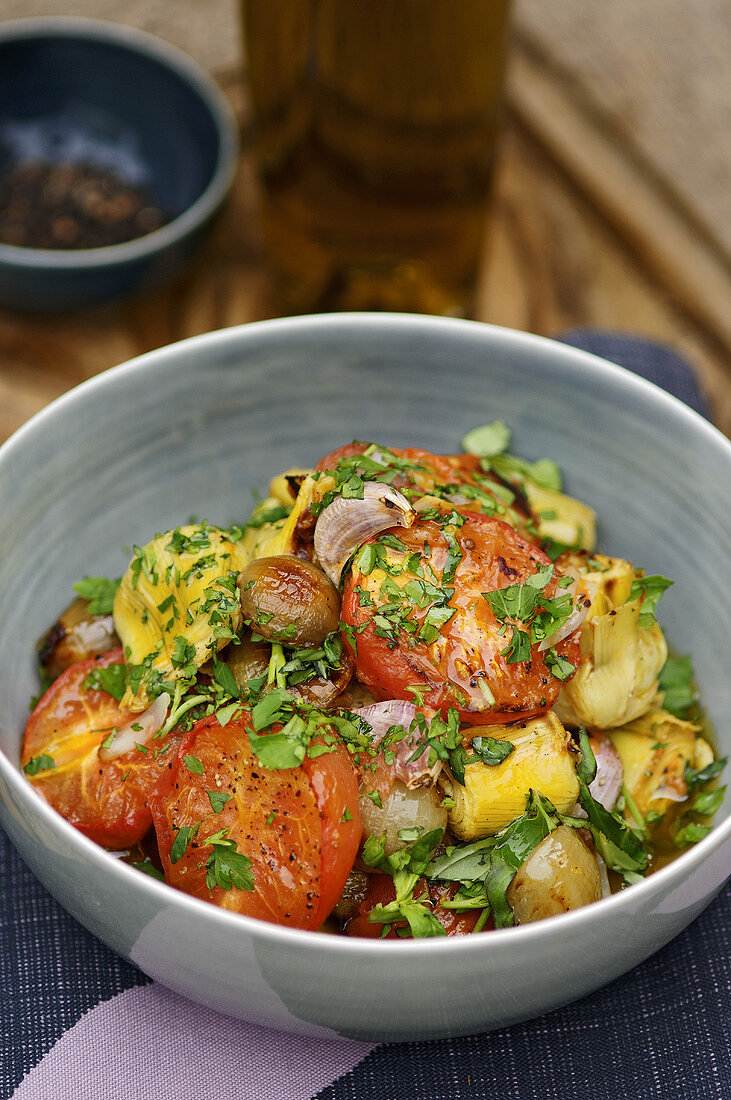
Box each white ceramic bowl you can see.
[0,315,729,1042]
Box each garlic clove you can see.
[352,700,442,789]
[313,483,414,584]
[98,691,170,761]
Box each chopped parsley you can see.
[245,503,290,530]
[207,790,233,814]
[72,575,120,615]
[462,421,562,491]
[204,830,255,892]
[466,736,515,768]
[629,574,673,628]
[658,656,696,719]
[363,827,447,938]
[23,753,55,776]
[83,663,127,702]
[211,656,240,699]
[183,754,205,775]
[248,716,310,769]
[170,823,200,863]
[483,565,577,677]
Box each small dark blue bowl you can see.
[0,18,238,311]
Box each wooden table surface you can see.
[2,49,730,445]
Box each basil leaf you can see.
[685,757,727,794]
[399,902,447,938]
[448,745,468,786]
[427,838,494,882]
[578,779,647,880]
[486,857,515,928]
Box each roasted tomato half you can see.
[148,712,361,930]
[22,650,165,848]
[316,443,530,523]
[341,510,581,726]
[345,873,494,938]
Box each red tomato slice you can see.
[345,873,494,938]
[315,442,370,471]
[22,650,166,848]
[316,444,480,486]
[148,712,361,930]
[316,443,481,492]
[315,443,531,523]
[341,511,580,726]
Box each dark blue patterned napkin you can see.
[1,331,727,1100]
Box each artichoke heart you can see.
[526,484,596,552]
[114,523,246,710]
[249,472,336,561]
[239,496,291,561]
[439,711,580,841]
[609,708,713,822]
[268,467,313,507]
[557,552,635,615]
[554,598,667,730]
[238,469,313,561]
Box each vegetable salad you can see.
[23,424,726,937]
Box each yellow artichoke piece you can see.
[114,523,245,711]
[268,467,313,507]
[250,472,337,561]
[526,484,596,552]
[239,497,290,562]
[554,598,667,730]
[439,711,580,841]
[558,552,635,615]
[238,468,314,563]
[609,708,712,822]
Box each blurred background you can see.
[1,0,729,439]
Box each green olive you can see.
[237,555,340,646]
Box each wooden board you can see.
[1,60,729,445]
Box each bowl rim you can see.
[1,312,729,960]
[0,15,239,269]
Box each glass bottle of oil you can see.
[243,0,511,315]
